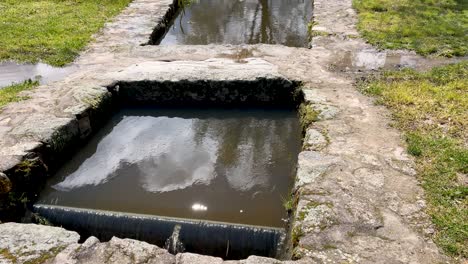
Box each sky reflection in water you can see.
[40,108,301,227]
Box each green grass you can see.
[0,0,132,66]
[0,80,39,108]
[358,61,467,258]
[353,0,468,57]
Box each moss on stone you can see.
[282,190,300,214]
[23,246,65,264]
[15,160,36,179]
[0,248,18,263]
[298,210,307,221]
[307,21,317,40]
[49,130,72,154]
[291,247,305,260]
[301,189,331,196]
[0,174,12,194]
[82,92,110,111]
[31,213,52,226]
[322,244,338,250]
[299,103,319,133]
[308,200,334,209]
[291,225,304,248]
[3,158,47,221]
[7,192,28,207]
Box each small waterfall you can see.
[165,224,185,254]
[33,204,285,259]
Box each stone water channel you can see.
[157,0,312,46]
[26,2,313,257]
[32,77,305,259]
[38,108,301,227]
[0,0,452,263]
[35,107,301,258]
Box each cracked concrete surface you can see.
[0,0,454,263]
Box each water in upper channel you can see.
[158,0,313,46]
[38,108,301,228]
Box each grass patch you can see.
[0,0,132,66]
[291,225,304,248]
[282,190,299,213]
[0,80,39,108]
[358,61,467,258]
[353,0,468,57]
[283,196,295,212]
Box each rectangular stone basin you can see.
[38,107,301,228]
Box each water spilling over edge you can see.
[34,204,286,260]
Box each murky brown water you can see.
[158,0,313,47]
[39,108,301,227]
[0,62,78,88]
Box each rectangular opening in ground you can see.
[152,0,313,47]
[36,106,302,259]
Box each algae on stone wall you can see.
[299,103,319,133]
[0,173,12,195]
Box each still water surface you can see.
[159,0,313,46]
[0,61,77,88]
[39,108,301,227]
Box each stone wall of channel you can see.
[0,90,114,221]
[112,78,302,107]
[0,73,302,222]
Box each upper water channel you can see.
[39,107,301,228]
[157,0,313,46]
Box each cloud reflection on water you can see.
[54,114,295,193]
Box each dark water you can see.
[158,0,313,46]
[38,108,301,228]
[33,205,285,259]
